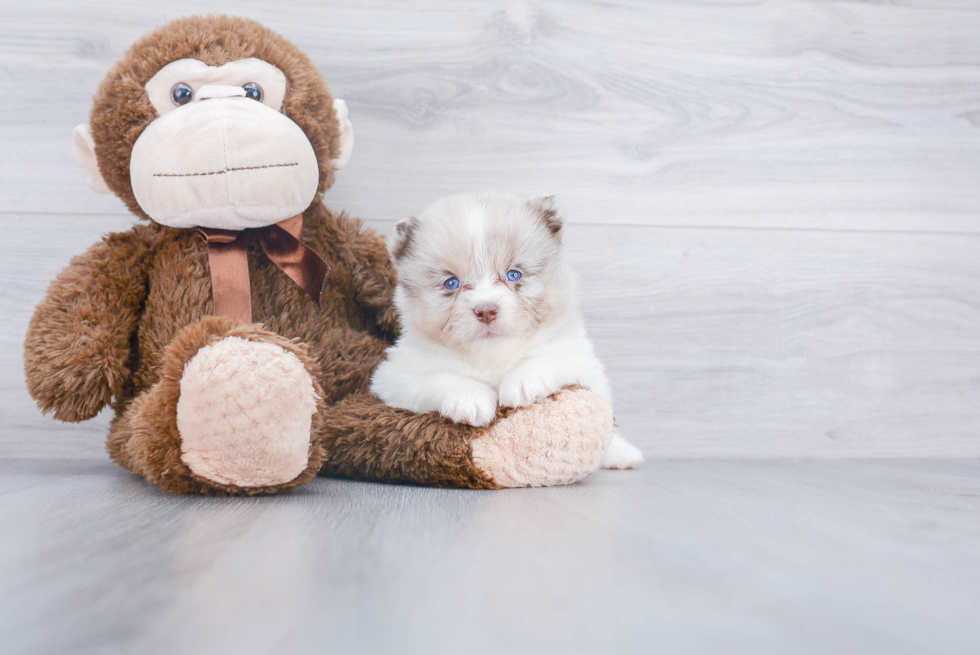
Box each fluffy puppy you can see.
[371,191,643,469]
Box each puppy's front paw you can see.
[498,368,558,408]
[440,387,497,427]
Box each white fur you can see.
[601,434,645,469]
[371,191,643,469]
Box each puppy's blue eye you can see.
[506,270,522,282]
[444,277,461,291]
[170,83,193,106]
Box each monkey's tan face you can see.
[129,58,320,230]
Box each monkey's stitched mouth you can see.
[153,162,299,178]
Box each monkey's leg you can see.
[107,317,324,495]
[317,387,614,489]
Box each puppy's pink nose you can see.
[474,304,499,324]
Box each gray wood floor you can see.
[2,458,979,655]
[2,1,980,653]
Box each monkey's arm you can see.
[318,393,498,488]
[317,206,400,340]
[24,228,151,422]
[318,387,613,489]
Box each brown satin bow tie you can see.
[198,214,328,324]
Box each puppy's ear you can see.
[528,195,562,241]
[390,217,419,262]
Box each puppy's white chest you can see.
[458,351,527,389]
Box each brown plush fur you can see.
[24,16,606,495]
[319,393,496,489]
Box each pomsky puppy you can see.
[370,191,643,469]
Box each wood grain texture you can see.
[1,458,979,654]
[2,2,980,457]
[1,0,979,231]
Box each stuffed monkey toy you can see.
[23,15,613,495]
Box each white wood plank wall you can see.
[2,0,979,458]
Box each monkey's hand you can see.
[318,207,400,342]
[24,227,151,422]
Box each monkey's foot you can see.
[177,335,318,488]
[470,387,613,488]
[107,317,324,495]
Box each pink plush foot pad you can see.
[471,387,614,488]
[176,336,318,488]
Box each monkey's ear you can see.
[528,195,562,240]
[331,99,354,169]
[389,216,419,262]
[72,124,111,194]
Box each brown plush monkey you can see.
[23,15,613,495]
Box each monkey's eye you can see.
[242,82,263,102]
[444,277,461,291]
[506,270,522,282]
[170,83,194,106]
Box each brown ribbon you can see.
[198,214,328,324]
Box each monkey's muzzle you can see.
[130,90,320,230]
